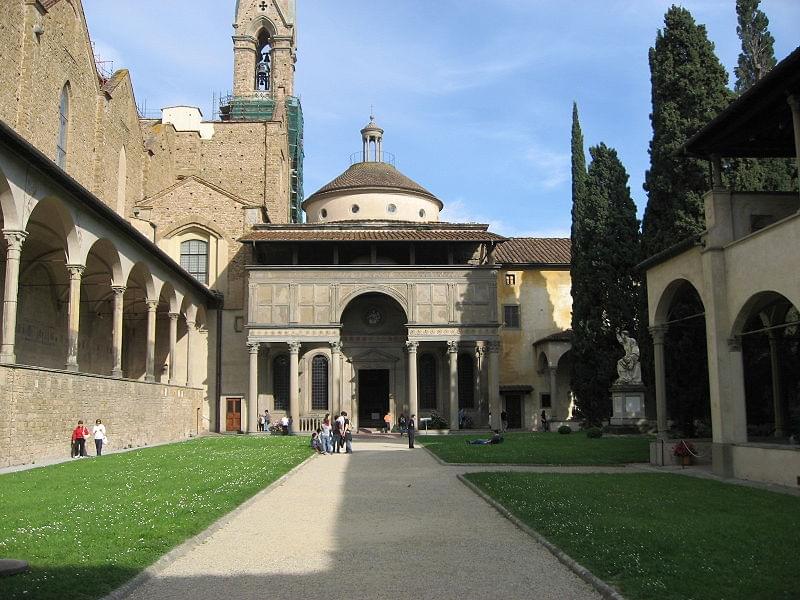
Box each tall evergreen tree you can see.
[571,142,640,425]
[570,102,587,242]
[731,0,795,192]
[641,6,730,258]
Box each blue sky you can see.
[83,0,799,237]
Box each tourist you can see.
[334,412,346,453]
[71,420,89,458]
[92,419,107,456]
[501,410,508,432]
[458,407,465,429]
[541,410,549,432]
[258,413,264,432]
[398,413,407,437]
[407,414,416,449]
[281,415,289,435]
[311,431,324,454]
[288,416,294,435]
[342,412,353,454]
[466,431,504,445]
[321,413,333,454]
[264,409,271,432]
[383,411,392,434]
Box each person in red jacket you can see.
[71,420,89,458]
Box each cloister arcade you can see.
[0,152,213,388]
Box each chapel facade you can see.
[0,0,573,468]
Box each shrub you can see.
[557,425,572,435]
[586,427,603,439]
[427,410,449,430]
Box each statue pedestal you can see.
[610,383,646,425]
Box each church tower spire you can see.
[231,0,297,101]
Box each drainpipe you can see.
[215,294,224,433]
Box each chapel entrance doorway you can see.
[226,397,242,432]
[505,395,522,429]
[359,369,390,428]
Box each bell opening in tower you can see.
[255,30,272,92]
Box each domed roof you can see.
[305,162,442,208]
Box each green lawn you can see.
[466,472,800,600]
[0,436,313,600]
[420,432,651,464]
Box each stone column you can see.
[168,313,179,385]
[788,95,800,182]
[474,344,484,415]
[548,365,558,412]
[406,341,419,420]
[145,300,158,382]
[448,340,459,430]
[248,342,260,433]
[650,325,669,440]
[331,341,342,417]
[185,319,197,387]
[487,341,501,430]
[0,231,27,363]
[110,286,126,378]
[767,332,785,438]
[65,264,85,372]
[288,341,301,431]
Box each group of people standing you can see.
[70,419,107,458]
[311,412,353,454]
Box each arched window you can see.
[273,355,289,411]
[419,353,437,410]
[180,240,209,284]
[458,353,475,408]
[311,355,329,411]
[56,84,70,168]
[255,30,272,91]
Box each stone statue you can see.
[615,330,642,385]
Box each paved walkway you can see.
[121,437,600,600]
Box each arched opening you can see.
[56,83,70,169]
[556,350,574,420]
[255,29,272,91]
[122,263,154,380]
[273,354,289,411]
[419,353,437,410]
[311,354,329,411]
[180,239,209,285]
[457,353,475,408]
[77,239,121,375]
[154,283,178,383]
[16,198,75,368]
[657,280,711,438]
[737,292,800,442]
[340,291,408,428]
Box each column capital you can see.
[649,324,668,343]
[111,285,127,296]
[330,340,343,354]
[185,319,196,329]
[447,340,459,354]
[405,340,419,353]
[168,312,180,321]
[248,341,261,354]
[287,340,301,354]
[475,344,486,358]
[66,264,85,280]
[145,300,159,312]
[487,341,501,354]
[2,230,27,252]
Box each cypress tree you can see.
[731,0,796,192]
[571,142,640,425]
[641,6,730,258]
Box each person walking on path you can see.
[407,414,416,449]
[342,412,353,453]
[92,419,107,456]
[335,412,345,453]
[71,420,89,458]
[264,410,271,432]
[398,413,407,437]
[383,412,392,434]
[321,414,333,454]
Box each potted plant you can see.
[672,440,696,467]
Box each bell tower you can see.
[231,0,296,101]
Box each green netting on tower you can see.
[286,96,304,223]
[219,97,277,121]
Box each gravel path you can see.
[121,437,600,600]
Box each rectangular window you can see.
[541,393,552,408]
[505,273,516,286]
[180,239,209,285]
[503,305,521,329]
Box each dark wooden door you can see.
[505,395,522,429]
[226,398,242,432]
[358,370,390,428]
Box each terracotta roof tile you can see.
[241,227,504,243]
[495,238,571,266]
[308,162,439,203]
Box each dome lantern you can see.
[360,114,384,163]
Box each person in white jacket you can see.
[92,419,107,456]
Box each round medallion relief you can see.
[363,307,384,327]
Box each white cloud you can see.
[440,198,569,239]
[524,144,570,190]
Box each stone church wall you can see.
[0,364,204,468]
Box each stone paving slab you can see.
[119,438,601,600]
